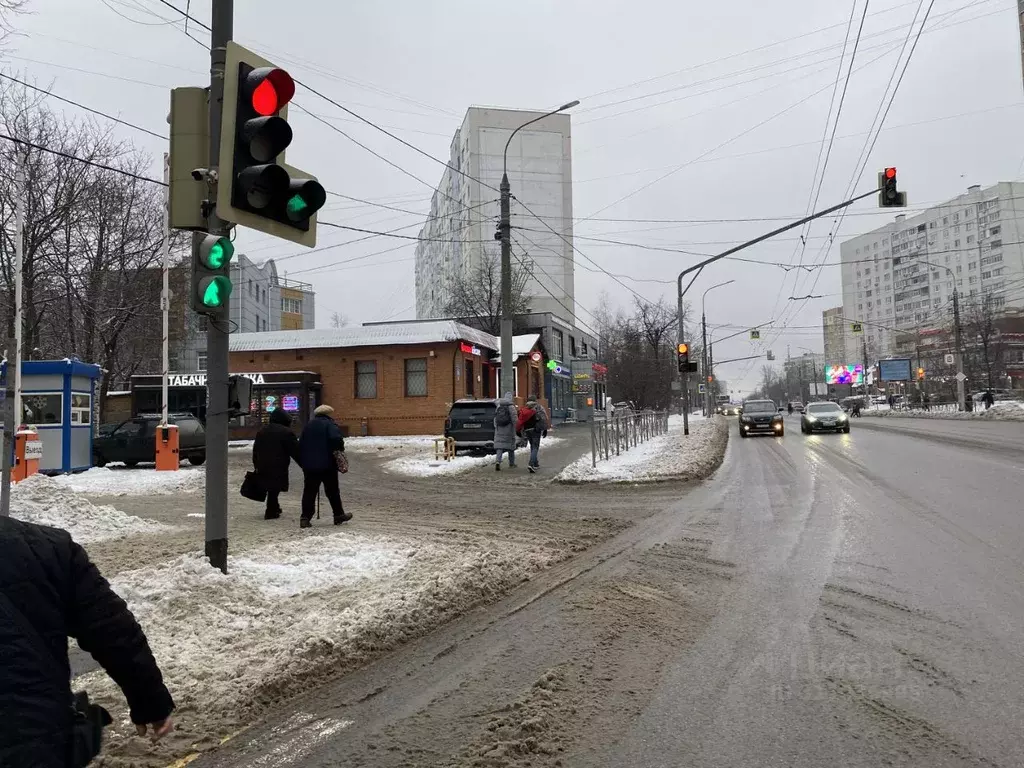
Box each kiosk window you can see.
[22,394,62,425]
[71,394,92,424]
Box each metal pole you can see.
[204,0,233,574]
[702,312,708,417]
[862,338,869,400]
[499,173,514,399]
[590,409,596,468]
[953,288,965,411]
[13,149,25,433]
[161,153,171,427]
[0,152,25,518]
[677,282,691,435]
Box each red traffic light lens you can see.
[250,68,296,116]
[884,167,897,179]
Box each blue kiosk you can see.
[6,359,102,474]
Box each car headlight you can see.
[837,414,848,422]
[805,415,817,422]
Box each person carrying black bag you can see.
[1,517,174,767]
[298,404,352,529]
[252,407,301,520]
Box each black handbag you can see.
[240,471,267,502]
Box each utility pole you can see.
[161,154,171,428]
[498,174,513,398]
[862,338,869,398]
[953,287,965,411]
[1,149,26,518]
[204,0,233,573]
[701,312,708,416]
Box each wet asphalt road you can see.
[197,414,1024,767]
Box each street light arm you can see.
[503,100,581,177]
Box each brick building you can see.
[228,321,548,436]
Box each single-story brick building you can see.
[228,320,549,436]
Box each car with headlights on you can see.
[800,401,850,434]
[722,403,742,416]
[738,399,784,437]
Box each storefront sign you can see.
[530,351,542,362]
[460,342,481,356]
[167,372,267,387]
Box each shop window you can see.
[530,367,541,399]
[22,393,62,425]
[355,361,377,398]
[465,359,475,396]
[405,358,428,397]
[70,394,92,425]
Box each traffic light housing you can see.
[191,233,235,315]
[877,167,907,208]
[217,42,326,247]
[917,367,925,381]
[677,343,689,372]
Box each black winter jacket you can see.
[253,410,301,492]
[0,517,175,768]
[298,414,344,473]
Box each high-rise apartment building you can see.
[840,182,1024,360]
[180,254,316,372]
[415,107,575,321]
[822,306,848,366]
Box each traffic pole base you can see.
[205,538,228,574]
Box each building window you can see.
[465,359,475,396]
[581,341,588,357]
[22,393,62,425]
[70,394,92,425]
[404,358,427,397]
[355,361,377,398]
[570,336,578,358]
[282,297,302,314]
[197,352,208,372]
[552,329,564,360]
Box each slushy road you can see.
[197,414,1024,768]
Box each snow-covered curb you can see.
[556,416,728,484]
[862,401,1024,421]
[10,474,171,542]
[382,437,565,477]
[51,466,204,496]
[82,531,564,763]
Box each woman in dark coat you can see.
[252,408,300,520]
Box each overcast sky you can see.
[7,0,1024,393]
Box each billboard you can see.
[879,358,912,382]
[825,363,864,385]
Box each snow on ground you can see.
[557,416,728,484]
[81,530,564,762]
[51,465,204,496]
[10,474,171,543]
[228,440,254,451]
[343,435,438,457]
[863,401,1024,421]
[382,437,566,477]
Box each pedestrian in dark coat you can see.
[493,392,518,470]
[253,407,301,520]
[298,404,352,528]
[0,517,174,768]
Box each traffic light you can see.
[191,233,235,314]
[917,367,925,381]
[677,343,689,372]
[217,42,326,247]
[877,167,906,208]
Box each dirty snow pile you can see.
[78,530,563,763]
[51,466,204,496]
[10,474,171,542]
[343,435,438,457]
[557,416,727,484]
[383,436,565,477]
[863,401,1024,421]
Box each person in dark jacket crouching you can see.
[0,517,174,768]
[298,404,352,528]
[252,407,301,520]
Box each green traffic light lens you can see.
[200,236,235,269]
[286,194,309,220]
[200,276,232,308]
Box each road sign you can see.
[851,322,863,334]
[698,383,707,393]
[944,353,955,365]
[750,329,760,340]
[955,372,968,383]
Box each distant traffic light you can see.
[191,234,235,314]
[677,343,689,372]
[877,167,907,208]
[218,42,326,247]
[707,375,714,383]
[917,367,925,381]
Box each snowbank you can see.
[51,466,204,496]
[343,435,438,457]
[382,436,565,477]
[556,417,728,484]
[83,531,564,764]
[863,401,1024,421]
[10,474,171,543]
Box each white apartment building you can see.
[415,107,575,321]
[822,306,847,367]
[840,182,1024,360]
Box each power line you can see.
[0,72,167,139]
[0,133,166,185]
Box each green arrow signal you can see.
[199,276,232,308]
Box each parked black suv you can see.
[93,413,206,467]
[444,399,527,454]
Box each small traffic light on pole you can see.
[877,167,907,208]
[191,234,235,314]
[217,42,326,247]
[677,343,689,372]
[917,367,925,381]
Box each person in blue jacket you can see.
[298,404,352,528]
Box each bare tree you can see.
[963,293,1003,392]
[0,0,28,51]
[442,253,532,336]
[329,311,348,328]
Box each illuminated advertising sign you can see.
[879,357,912,382]
[825,363,864,385]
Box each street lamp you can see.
[497,100,580,399]
[701,280,734,415]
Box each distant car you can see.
[801,401,850,434]
[444,399,527,453]
[739,400,784,437]
[722,404,741,416]
[788,401,806,413]
[93,413,206,467]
